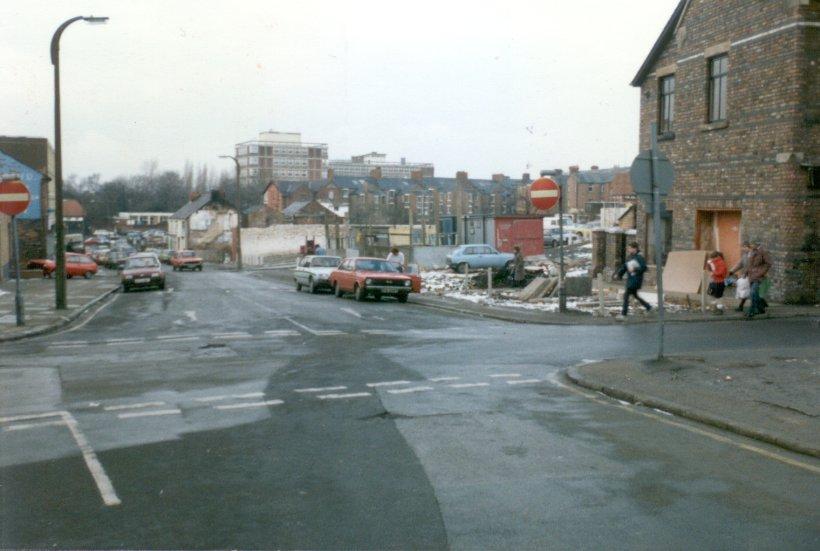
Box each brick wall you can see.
[635,0,819,303]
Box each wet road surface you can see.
[1,268,818,549]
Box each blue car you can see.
[446,244,515,272]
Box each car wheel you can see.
[158,281,165,290]
[397,292,408,303]
[84,271,93,279]
[122,284,129,293]
[308,278,317,294]
[354,284,366,302]
[196,265,202,271]
[373,291,382,302]
[172,265,177,271]
[67,273,73,279]
[334,282,343,298]
[456,262,468,274]
[295,280,302,291]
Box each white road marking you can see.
[4,419,66,431]
[194,392,265,402]
[264,329,300,336]
[449,383,490,389]
[340,307,362,318]
[490,373,521,378]
[212,332,252,339]
[373,316,385,321]
[506,378,542,385]
[51,340,87,346]
[59,293,119,334]
[118,409,182,419]
[360,329,394,335]
[157,335,200,343]
[653,408,673,416]
[49,343,88,348]
[284,317,344,336]
[215,399,284,410]
[387,386,434,394]
[157,334,201,340]
[317,392,371,400]
[105,337,142,343]
[366,380,411,388]
[0,411,63,423]
[104,401,166,411]
[61,411,122,506]
[294,386,348,393]
[429,376,460,382]
[184,310,198,322]
[106,338,145,346]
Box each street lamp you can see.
[51,15,108,310]
[219,155,243,270]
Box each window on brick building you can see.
[708,55,728,122]
[659,75,675,132]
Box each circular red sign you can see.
[529,177,560,211]
[0,179,31,216]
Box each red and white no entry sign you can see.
[529,177,560,211]
[0,179,31,216]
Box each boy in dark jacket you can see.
[616,242,652,317]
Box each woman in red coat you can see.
[706,251,728,314]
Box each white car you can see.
[294,255,342,293]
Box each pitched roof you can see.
[282,201,311,217]
[170,191,215,220]
[63,199,85,218]
[575,167,627,185]
[630,0,688,87]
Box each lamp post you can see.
[51,15,108,309]
[219,155,242,270]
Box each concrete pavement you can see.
[0,272,120,342]
[567,347,820,458]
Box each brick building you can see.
[632,0,819,303]
[565,166,633,217]
[0,152,50,268]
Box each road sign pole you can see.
[650,122,665,359]
[11,215,25,326]
[558,179,566,313]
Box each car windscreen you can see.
[355,259,400,272]
[125,257,160,269]
[312,257,341,268]
[181,251,196,257]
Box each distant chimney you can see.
[189,191,201,202]
[590,165,599,170]
[569,165,580,174]
[327,168,334,182]
[410,170,423,181]
[492,173,505,183]
[370,167,382,179]
[522,173,531,183]
[456,171,468,183]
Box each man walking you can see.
[616,242,652,318]
[746,240,772,318]
[512,245,526,287]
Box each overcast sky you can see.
[1,0,679,181]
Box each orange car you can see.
[329,257,414,302]
[42,253,98,279]
[171,250,203,271]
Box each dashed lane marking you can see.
[366,380,412,388]
[315,330,344,336]
[105,338,145,346]
[283,317,344,336]
[294,386,348,393]
[117,409,182,419]
[264,329,300,336]
[104,401,166,411]
[4,419,66,431]
[215,399,284,410]
[194,392,265,402]
[429,376,460,382]
[212,332,252,339]
[449,383,491,389]
[490,373,521,378]
[340,307,362,319]
[506,378,542,385]
[387,386,434,395]
[317,392,371,400]
[360,329,395,335]
[157,334,201,340]
[51,340,87,346]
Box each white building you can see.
[329,152,434,178]
[235,131,328,186]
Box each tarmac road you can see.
[1,268,818,549]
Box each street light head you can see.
[83,16,109,24]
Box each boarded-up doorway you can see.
[695,210,742,270]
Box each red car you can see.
[171,250,203,271]
[329,257,414,303]
[121,253,165,292]
[41,253,98,279]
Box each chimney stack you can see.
[569,165,580,174]
[327,168,334,183]
[522,173,531,183]
[410,169,423,181]
[369,167,382,179]
[590,165,599,171]
[456,171,468,183]
[492,173,505,183]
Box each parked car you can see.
[105,250,130,270]
[294,255,342,293]
[171,250,203,271]
[446,244,515,273]
[158,249,174,264]
[121,253,165,292]
[544,228,582,247]
[329,257,414,302]
[42,253,98,279]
